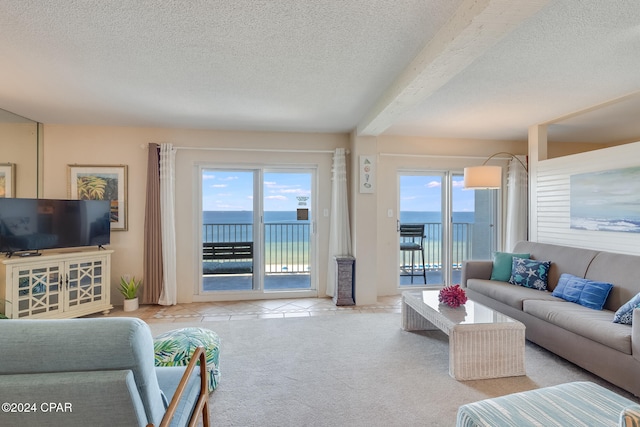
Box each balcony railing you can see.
[399,222,472,271]
[202,222,310,274]
[203,221,472,276]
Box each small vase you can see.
[123,297,139,312]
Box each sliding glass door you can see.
[398,171,497,287]
[202,170,256,291]
[200,167,315,295]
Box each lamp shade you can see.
[463,165,502,189]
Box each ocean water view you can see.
[202,211,477,275]
[203,210,475,225]
[202,210,474,244]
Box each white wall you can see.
[41,122,634,306]
[350,134,526,303]
[42,124,347,304]
[0,122,38,198]
[534,140,640,255]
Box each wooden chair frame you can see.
[155,346,210,427]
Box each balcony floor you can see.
[202,269,461,291]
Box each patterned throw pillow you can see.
[509,257,551,291]
[614,292,640,325]
[154,327,221,392]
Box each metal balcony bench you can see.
[203,242,253,274]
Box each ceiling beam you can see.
[356,0,550,136]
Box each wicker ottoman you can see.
[153,327,221,392]
[457,381,639,427]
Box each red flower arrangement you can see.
[438,284,467,308]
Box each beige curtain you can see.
[327,148,352,297]
[142,143,163,304]
[505,156,528,251]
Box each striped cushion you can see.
[457,382,636,427]
[620,405,640,427]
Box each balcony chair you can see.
[0,317,209,427]
[400,223,427,284]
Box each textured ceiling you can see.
[1,0,639,142]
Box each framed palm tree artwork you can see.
[0,163,15,198]
[68,164,128,231]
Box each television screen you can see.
[0,198,111,254]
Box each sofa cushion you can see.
[586,251,640,312]
[614,293,640,325]
[552,273,614,310]
[512,241,599,291]
[490,252,530,281]
[523,300,632,354]
[456,381,637,427]
[467,279,561,310]
[509,257,551,290]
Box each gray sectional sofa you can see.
[461,241,640,397]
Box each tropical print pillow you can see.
[154,327,221,392]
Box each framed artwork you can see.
[0,163,16,198]
[68,164,128,231]
[570,165,640,233]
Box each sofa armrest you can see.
[0,370,147,427]
[159,346,210,427]
[461,260,493,287]
[633,308,640,362]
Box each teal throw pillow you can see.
[508,257,550,290]
[552,273,613,310]
[614,292,640,325]
[490,252,530,281]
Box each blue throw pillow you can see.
[579,280,613,310]
[490,252,530,281]
[552,273,573,298]
[552,274,613,310]
[509,257,551,291]
[614,292,640,325]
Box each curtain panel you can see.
[158,143,178,306]
[142,143,163,304]
[505,157,528,252]
[327,148,352,297]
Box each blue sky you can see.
[400,175,475,212]
[202,170,475,212]
[202,170,311,211]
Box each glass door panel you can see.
[399,172,498,287]
[263,171,313,291]
[454,177,498,265]
[201,170,255,291]
[399,174,442,286]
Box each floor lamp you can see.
[463,152,528,189]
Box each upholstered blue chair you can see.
[0,317,209,427]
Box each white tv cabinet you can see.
[0,249,113,319]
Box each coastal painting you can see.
[570,166,640,233]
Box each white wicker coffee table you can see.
[402,289,525,381]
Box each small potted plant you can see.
[0,299,10,319]
[120,276,142,312]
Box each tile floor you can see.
[96,295,404,323]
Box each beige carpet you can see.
[148,313,637,427]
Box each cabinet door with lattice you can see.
[12,263,65,318]
[65,255,110,314]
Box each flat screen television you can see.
[0,198,111,255]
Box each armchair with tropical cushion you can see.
[0,317,209,427]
